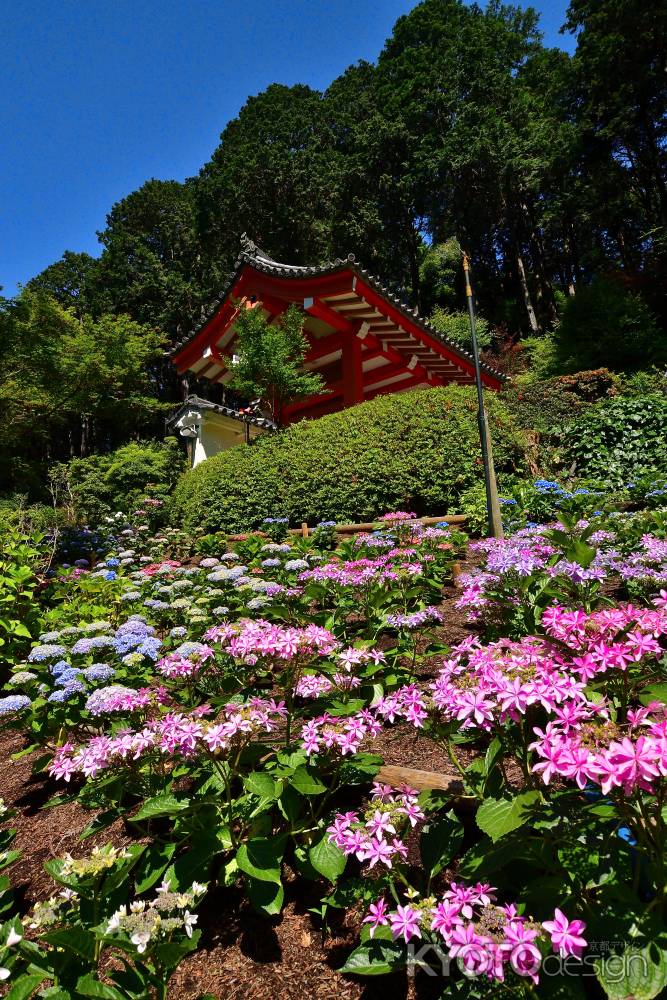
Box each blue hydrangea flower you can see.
[262,558,281,568]
[137,637,162,660]
[169,626,188,639]
[106,558,120,567]
[48,689,71,703]
[0,695,31,715]
[51,660,72,677]
[28,644,67,663]
[284,559,309,571]
[55,667,83,687]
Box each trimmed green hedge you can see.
[169,387,527,533]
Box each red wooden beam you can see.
[365,373,426,400]
[305,330,343,363]
[360,346,387,365]
[304,297,436,389]
[354,277,502,390]
[362,362,413,389]
[245,268,355,302]
[283,383,343,418]
[341,333,364,406]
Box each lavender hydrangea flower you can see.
[28,644,67,663]
[38,631,61,643]
[199,558,220,568]
[174,641,210,658]
[85,685,134,715]
[71,636,115,656]
[284,559,309,572]
[207,566,247,583]
[0,695,31,715]
[83,665,116,683]
[143,599,169,611]
[262,558,281,568]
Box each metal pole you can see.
[462,252,504,539]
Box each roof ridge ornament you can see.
[239,232,278,264]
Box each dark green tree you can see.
[27,250,100,317]
[196,85,340,273]
[95,178,209,341]
[564,0,667,235]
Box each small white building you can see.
[168,396,276,467]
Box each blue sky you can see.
[1,0,573,296]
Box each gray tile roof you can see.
[172,234,505,383]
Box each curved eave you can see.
[172,252,505,389]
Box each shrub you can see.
[169,386,527,533]
[429,307,491,349]
[563,393,667,485]
[55,439,186,523]
[554,275,666,373]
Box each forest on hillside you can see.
[1,0,666,499]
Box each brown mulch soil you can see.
[0,559,484,999]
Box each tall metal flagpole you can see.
[462,252,504,539]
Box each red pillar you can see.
[341,334,364,407]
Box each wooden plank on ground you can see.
[376,764,464,794]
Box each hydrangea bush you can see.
[1,494,667,996]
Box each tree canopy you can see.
[5,0,667,497]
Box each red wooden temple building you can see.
[169,237,504,464]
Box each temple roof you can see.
[166,395,278,432]
[171,237,505,398]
